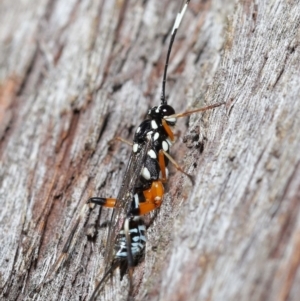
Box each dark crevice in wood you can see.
[269,160,300,257]
[253,54,268,93]
[1,242,21,297]
[95,112,110,147]
[16,47,39,97]
[115,2,147,77]
[1,0,300,300]
[273,41,298,89]
[112,82,123,92]
[57,109,81,157]
[43,0,58,22]
[97,0,130,91]
[272,66,285,89]
[194,39,209,64]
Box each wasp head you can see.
[148,104,176,126]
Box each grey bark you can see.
[0,0,299,301]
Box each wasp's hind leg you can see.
[88,180,165,217]
[88,197,117,208]
[159,149,195,184]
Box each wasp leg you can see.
[160,149,195,184]
[87,197,116,208]
[88,181,164,216]
[162,119,175,142]
[109,136,133,146]
[98,220,112,228]
[158,150,168,183]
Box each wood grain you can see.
[0,0,299,300]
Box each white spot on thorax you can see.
[148,149,157,159]
[162,140,169,151]
[151,120,158,129]
[142,167,151,180]
[153,132,159,141]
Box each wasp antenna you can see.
[160,0,190,105]
[165,102,226,119]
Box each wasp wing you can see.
[103,137,151,269]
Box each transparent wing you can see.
[103,138,151,269]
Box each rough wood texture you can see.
[0,0,299,300]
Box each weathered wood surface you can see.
[0,0,300,300]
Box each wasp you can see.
[27,1,224,300]
[87,0,224,300]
